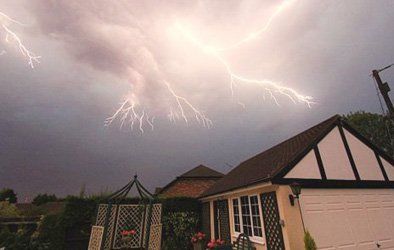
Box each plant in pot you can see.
[191,232,206,250]
[120,229,137,245]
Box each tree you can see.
[344,111,394,157]
[32,194,57,206]
[0,188,17,204]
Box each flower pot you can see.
[193,241,205,250]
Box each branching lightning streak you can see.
[0,11,40,68]
[175,0,314,108]
[163,80,212,128]
[108,0,312,133]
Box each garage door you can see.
[300,189,394,250]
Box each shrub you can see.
[30,214,65,250]
[160,197,201,250]
[32,194,57,206]
[0,227,31,250]
[162,211,200,250]
[304,231,317,250]
[0,201,21,218]
[0,188,17,204]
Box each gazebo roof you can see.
[107,175,154,202]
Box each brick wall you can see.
[160,179,219,198]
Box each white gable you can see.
[318,127,356,180]
[381,157,394,181]
[285,150,321,179]
[344,130,385,180]
[282,124,392,182]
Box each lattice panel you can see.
[142,204,162,248]
[150,204,162,225]
[95,204,117,250]
[113,205,144,249]
[88,226,104,250]
[148,223,162,250]
[260,192,285,250]
[218,200,231,244]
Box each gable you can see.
[280,124,393,182]
[285,150,321,179]
[318,127,356,180]
[381,157,394,180]
[344,130,385,180]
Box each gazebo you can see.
[88,175,162,250]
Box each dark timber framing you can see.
[314,146,326,180]
[375,152,389,181]
[201,115,394,200]
[272,119,394,189]
[337,124,361,180]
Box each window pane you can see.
[240,196,253,236]
[250,196,263,237]
[232,199,241,232]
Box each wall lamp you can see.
[289,182,301,206]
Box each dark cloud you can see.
[0,0,393,199]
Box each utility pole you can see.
[372,64,394,117]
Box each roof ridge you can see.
[200,114,341,198]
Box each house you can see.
[199,115,394,250]
[157,165,224,198]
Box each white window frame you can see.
[231,195,265,244]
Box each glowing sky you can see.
[0,0,393,199]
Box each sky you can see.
[0,0,393,201]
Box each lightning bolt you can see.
[108,0,312,133]
[175,0,314,108]
[0,11,41,68]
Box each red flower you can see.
[130,230,136,235]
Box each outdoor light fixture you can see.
[289,182,301,206]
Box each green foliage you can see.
[0,188,17,204]
[0,201,21,218]
[32,194,58,206]
[344,111,394,157]
[161,196,201,214]
[304,231,317,250]
[160,197,201,250]
[60,196,98,236]
[0,227,31,250]
[30,214,65,250]
[162,211,200,250]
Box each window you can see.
[232,195,264,240]
[240,196,253,236]
[250,196,263,237]
[232,199,241,232]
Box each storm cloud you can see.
[0,0,393,199]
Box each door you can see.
[300,189,394,249]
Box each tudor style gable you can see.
[280,121,394,184]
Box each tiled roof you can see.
[201,115,340,197]
[180,165,224,178]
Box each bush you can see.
[160,197,201,250]
[30,214,65,250]
[32,194,57,206]
[304,231,317,250]
[0,188,17,204]
[0,227,31,250]
[161,197,201,214]
[162,211,200,250]
[0,201,21,218]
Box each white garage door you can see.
[300,189,394,250]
